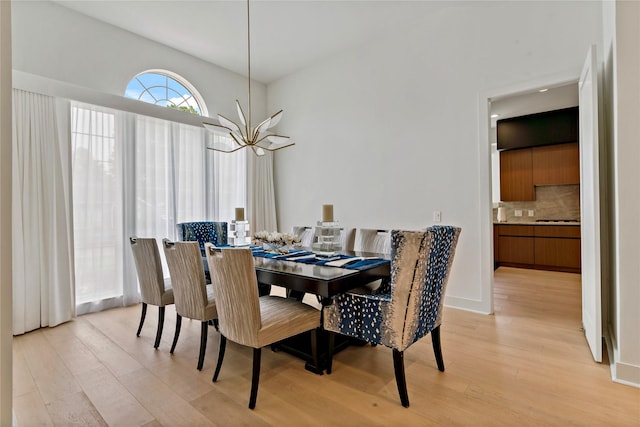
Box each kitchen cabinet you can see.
[500,148,534,201]
[500,142,579,201]
[496,225,534,264]
[497,107,578,150]
[494,224,581,273]
[532,142,580,185]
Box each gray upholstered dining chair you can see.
[129,237,175,349]
[323,226,461,407]
[162,239,218,370]
[354,228,392,254]
[341,227,356,252]
[205,243,322,409]
[292,225,315,247]
[351,228,392,294]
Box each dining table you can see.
[249,247,391,374]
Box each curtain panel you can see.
[72,102,249,315]
[12,89,75,335]
[12,90,272,326]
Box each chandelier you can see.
[203,0,293,156]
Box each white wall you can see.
[603,0,640,387]
[11,0,267,123]
[269,1,602,313]
[0,1,12,424]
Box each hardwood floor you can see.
[13,267,640,426]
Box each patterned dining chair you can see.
[323,226,461,407]
[205,244,322,409]
[129,237,175,349]
[176,221,228,253]
[176,221,228,282]
[163,239,218,370]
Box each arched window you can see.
[125,70,207,116]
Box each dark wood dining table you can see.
[252,250,391,374]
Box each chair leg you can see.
[154,306,165,349]
[431,325,445,372]
[170,314,182,354]
[197,321,208,371]
[326,331,335,375]
[249,348,261,410]
[392,349,410,408]
[212,318,219,332]
[136,303,147,337]
[212,335,227,382]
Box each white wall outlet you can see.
[433,210,441,222]
[528,210,535,217]
[514,209,523,217]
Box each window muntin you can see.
[125,70,207,116]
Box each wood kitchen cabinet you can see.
[532,142,580,185]
[500,148,534,201]
[494,224,581,273]
[500,142,579,201]
[495,225,534,265]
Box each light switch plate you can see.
[514,209,523,217]
[528,210,535,217]
[433,211,441,222]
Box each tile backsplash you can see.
[494,184,580,222]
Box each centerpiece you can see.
[252,231,301,253]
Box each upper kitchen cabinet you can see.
[500,148,534,201]
[497,106,580,201]
[532,142,580,185]
[497,107,578,150]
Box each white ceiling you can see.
[51,0,451,84]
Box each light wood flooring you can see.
[13,267,640,426]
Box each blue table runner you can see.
[220,246,389,271]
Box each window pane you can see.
[125,79,145,99]
[125,71,204,115]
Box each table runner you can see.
[228,246,389,271]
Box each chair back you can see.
[163,239,209,320]
[176,221,228,252]
[354,229,391,254]
[341,228,356,251]
[292,226,315,247]
[130,237,166,306]
[385,226,460,350]
[205,244,261,346]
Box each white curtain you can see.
[71,104,128,315]
[248,151,277,232]
[12,89,75,335]
[72,102,247,314]
[12,92,268,320]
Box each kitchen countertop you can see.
[494,221,580,226]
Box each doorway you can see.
[483,54,605,364]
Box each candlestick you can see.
[235,207,245,222]
[322,204,334,223]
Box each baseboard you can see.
[606,323,640,388]
[444,295,491,314]
[613,362,640,388]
